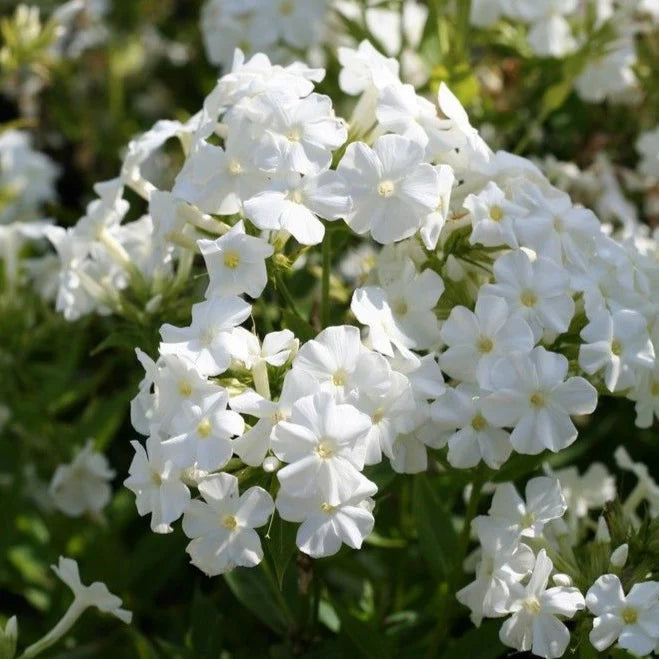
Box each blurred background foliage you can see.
[0,0,657,657]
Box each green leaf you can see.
[224,565,288,635]
[265,515,298,588]
[332,599,391,659]
[541,79,573,115]
[438,620,504,659]
[189,588,224,659]
[280,308,316,342]
[412,474,458,579]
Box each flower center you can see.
[178,379,193,397]
[151,470,163,486]
[553,215,564,231]
[523,596,541,615]
[477,336,493,353]
[521,511,536,528]
[529,391,545,408]
[471,413,487,431]
[228,159,243,175]
[279,0,294,15]
[332,369,347,386]
[652,381,659,397]
[223,250,241,269]
[199,326,217,347]
[197,418,212,438]
[272,409,288,423]
[489,205,504,222]
[290,189,304,204]
[520,290,537,307]
[315,441,334,459]
[622,607,638,625]
[320,502,335,513]
[222,514,237,530]
[372,407,385,424]
[611,339,622,356]
[393,298,408,316]
[286,127,301,142]
[377,180,395,198]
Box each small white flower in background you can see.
[585,574,659,656]
[614,447,659,520]
[498,549,585,658]
[49,440,115,518]
[21,557,131,659]
[198,220,274,299]
[464,181,527,248]
[159,296,252,377]
[338,40,400,96]
[457,517,535,625]
[439,295,535,388]
[522,0,578,58]
[481,249,575,341]
[162,390,244,471]
[336,134,440,244]
[124,436,190,534]
[484,476,567,539]
[578,308,654,392]
[182,473,274,576]
[480,347,598,455]
[550,463,616,519]
[629,358,659,428]
[636,125,659,180]
[432,384,512,470]
[272,391,371,505]
[276,476,377,558]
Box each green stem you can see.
[275,269,303,320]
[321,230,331,328]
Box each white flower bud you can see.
[610,543,629,568]
[0,616,17,659]
[145,294,163,314]
[552,573,573,587]
[444,254,465,281]
[262,456,280,473]
[596,516,611,543]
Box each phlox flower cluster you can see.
[470,0,658,103]
[458,459,659,657]
[40,37,658,656]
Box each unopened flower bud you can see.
[611,543,629,567]
[595,516,611,543]
[262,456,280,473]
[610,543,629,568]
[552,573,573,587]
[0,616,17,659]
[444,255,465,281]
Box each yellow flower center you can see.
[622,607,638,625]
[151,471,163,486]
[222,514,237,530]
[279,0,294,15]
[372,408,385,424]
[471,413,487,431]
[520,290,537,307]
[489,205,504,222]
[523,596,541,615]
[611,339,622,356]
[320,502,335,513]
[223,250,241,269]
[286,127,301,142]
[290,189,304,204]
[521,511,536,528]
[332,369,347,386]
[393,298,408,316]
[377,180,395,198]
[272,409,288,423]
[197,418,212,438]
[477,336,494,354]
[530,392,545,408]
[651,381,659,397]
[315,441,334,459]
[178,380,193,397]
[228,159,243,175]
